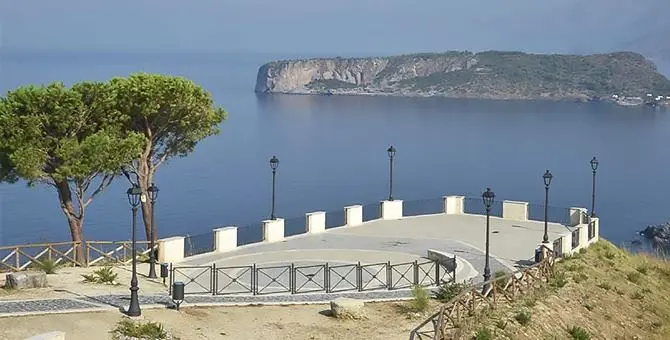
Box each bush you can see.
[549,272,568,288]
[514,310,532,326]
[409,285,429,312]
[573,273,588,283]
[627,271,642,284]
[82,266,118,284]
[567,326,591,340]
[635,264,649,275]
[596,282,611,291]
[111,319,168,340]
[630,291,644,300]
[433,280,470,302]
[32,258,59,274]
[494,319,507,330]
[474,327,493,340]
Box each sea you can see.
[0,50,669,250]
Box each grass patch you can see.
[433,280,470,302]
[408,285,429,312]
[111,319,168,340]
[567,326,591,340]
[82,266,118,285]
[494,319,507,330]
[474,327,493,340]
[636,264,649,275]
[572,273,588,283]
[31,258,60,274]
[631,291,645,300]
[596,282,611,290]
[627,271,642,284]
[514,310,532,326]
[549,271,568,288]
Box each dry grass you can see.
[451,240,670,339]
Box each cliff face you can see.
[255,51,670,100]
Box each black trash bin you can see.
[534,247,542,263]
[172,282,185,311]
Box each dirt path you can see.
[0,302,429,340]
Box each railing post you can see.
[357,261,362,292]
[324,263,329,293]
[252,264,257,295]
[168,263,173,296]
[291,263,295,294]
[413,260,419,286]
[435,260,441,285]
[212,263,217,296]
[386,261,392,290]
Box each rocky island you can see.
[255,51,670,101]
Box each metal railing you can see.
[463,197,503,217]
[170,258,456,296]
[0,241,151,272]
[183,232,214,257]
[403,198,444,217]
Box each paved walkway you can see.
[0,213,571,317]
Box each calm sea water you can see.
[0,50,668,247]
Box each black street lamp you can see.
[126,185,143,317]
[542,170,553,244]
[387,145,396,201]
[590,157,599,217]
[269,156,279,220]
[147,183,159,279]
[482,187,495,294]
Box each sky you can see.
[0,0,668,58]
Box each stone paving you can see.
[0,212,572,317]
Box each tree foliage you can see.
[109,73,227,240]
[0,82,145,245]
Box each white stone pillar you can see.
[569,207,587,226]
[578,225,589,248]
[344,205,363,226]
[157,236,185,263]
[306,211,326,234]
[502,200,529,221]
[590,217,600,243]
[262,218,285,243]
[380,200,403,220]
[443,196,464,215]
[214,226,237,252]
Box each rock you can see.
[330,298,366,320]
[5,271,48,289]
[640,223,670,247]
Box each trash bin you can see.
[534,247,542,263]
[172,282,185,311]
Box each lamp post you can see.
[126,185,143,317]
[269,156,279,220]
[146,183,159,279]
[542,170,553,244]
[387,145,396,201]
[482,187,495,294]
[590,157,599,217]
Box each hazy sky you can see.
[0,0,667,56]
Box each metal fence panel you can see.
[292,264,327,294]
[528,204,571,225]
[171,265,213,295]
[215,265,254,295]
[403,198,443,217]
[238,223,263,246]
[254,265,291,295]
[362,203,379,222]
[359,262,388,291]
[284,216,306,237]
[325,210,345,229]
[183,233,214,258]
[463,198,502,217]
[416,260,437,286]
[327,263,358,292]
[389,261,415,290]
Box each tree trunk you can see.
[55,180,86,265]
[137,157,155,242]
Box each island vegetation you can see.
[0,74,226,254]
[256,51,670,102]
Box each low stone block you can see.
[330,297,366,320]
[5,271,48,289]
[24,331,65,340]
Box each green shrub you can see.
[514,310,532,326]
[630,291,644,300]
[409,285,429,312]
[433,280,469,302]
[549,272,568,288]
[474,327,493,340]
[596,282,611,291]
[573,273,588,283]
[111,319,168,340]
[32,258,59,274]
[567,326,591,340]
[627,271,642,284]
[82,266,118,284]
[635,265,649,275]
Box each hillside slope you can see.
[255,51,670,101]
[451,241,670,339]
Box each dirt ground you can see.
[0,301,433,340]
[0,263,168,301]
